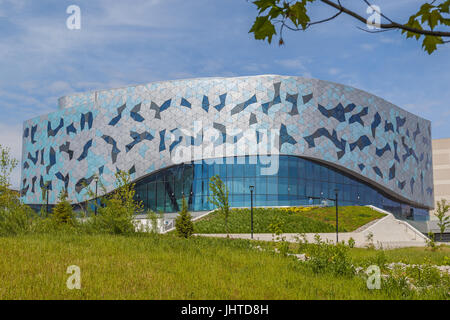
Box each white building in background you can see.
[432,138,450,218]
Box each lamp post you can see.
[94,176,99,216]
[46,184,49,216]
[249,185,254,239]
[334,188,339,244]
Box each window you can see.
[255,176,267,195]
[288,156,298,178]
[267,176,278,194]
[233,164,244,178]
[133,155,422,215]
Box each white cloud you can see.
[328,67,340,75]
[275,57,313,77]
[0,0,25,17]
[275,58,306,69]
[361,43,376,51]
[48,81,74,95]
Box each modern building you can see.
[432,138,450,212]
[21,75,434,220]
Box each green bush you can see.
[146,210,159,233]
[87,171,141,235]
[0,144,36,236]
[0,184,35,236]
[404,258,449,288]
[306,240,355,277]
[348,237,356,248]
[175,197,194,238]
[0,193,35,236]
[52,190,74,225]
[426,232,437,251]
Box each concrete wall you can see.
[432,138,450,218]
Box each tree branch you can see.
[320,0,450,37]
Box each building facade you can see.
[21,75,434,220]
[432,138,450,212]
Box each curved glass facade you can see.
[134,155,428,220]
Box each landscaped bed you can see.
[193,206,386,234]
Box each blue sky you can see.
[1,0,449,188]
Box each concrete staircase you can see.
[196,206,430,249]
[360,206,428,248]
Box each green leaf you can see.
[418,3,434,16]
[268,6,283,19]
[422,35,444,54]
[288,2,310,29]
[253,0,278,14]
[441,17,450,26]
[249,16,277,43]
[402,17,423,40]
[438,0,450,13]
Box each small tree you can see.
[175,196,194,238]
[52,189,74,225]
[0,144,18,189]
[89,170,142,234]
[0,145,35,236]
[208,175,230,237]
[0,144,18,211]
[435,199,450,241]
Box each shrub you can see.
[348,237,356,248]
[435,199,450,241]
[306,241,355,277]
[268,217,290,255]
[52,190,74,225]
[0,193,35,236]
[381,274,413,299]
[268,216,284,238]
[175,196,194,238]
[444,256,450,266]
[88,171,141,235]
[0,144,36,236]
[208,175,230,236]
[147,210,159,233]
[365,231,375,249]
[296,233,309,253]
[426,232,437,251]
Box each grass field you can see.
[193,206,385,234]
[271,241,450,266]
[347,245,450,266]
[0,233,447,300]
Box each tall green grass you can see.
[346,245,450,266]
[0,233,447,300]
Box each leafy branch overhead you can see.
[249,0,450,54]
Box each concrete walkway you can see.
[196,206,430,249]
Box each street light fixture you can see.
[94,175,99,216]
[46,183,50,216]
[249,185,254,239]
[334,188,339,243]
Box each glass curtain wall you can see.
[133,155,429,220]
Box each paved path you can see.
[196,206,430,249]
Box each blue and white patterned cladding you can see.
[21,75,434,208]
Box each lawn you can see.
[193,206,385,234]
[347,245,450,266]
[0,233,447,300]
